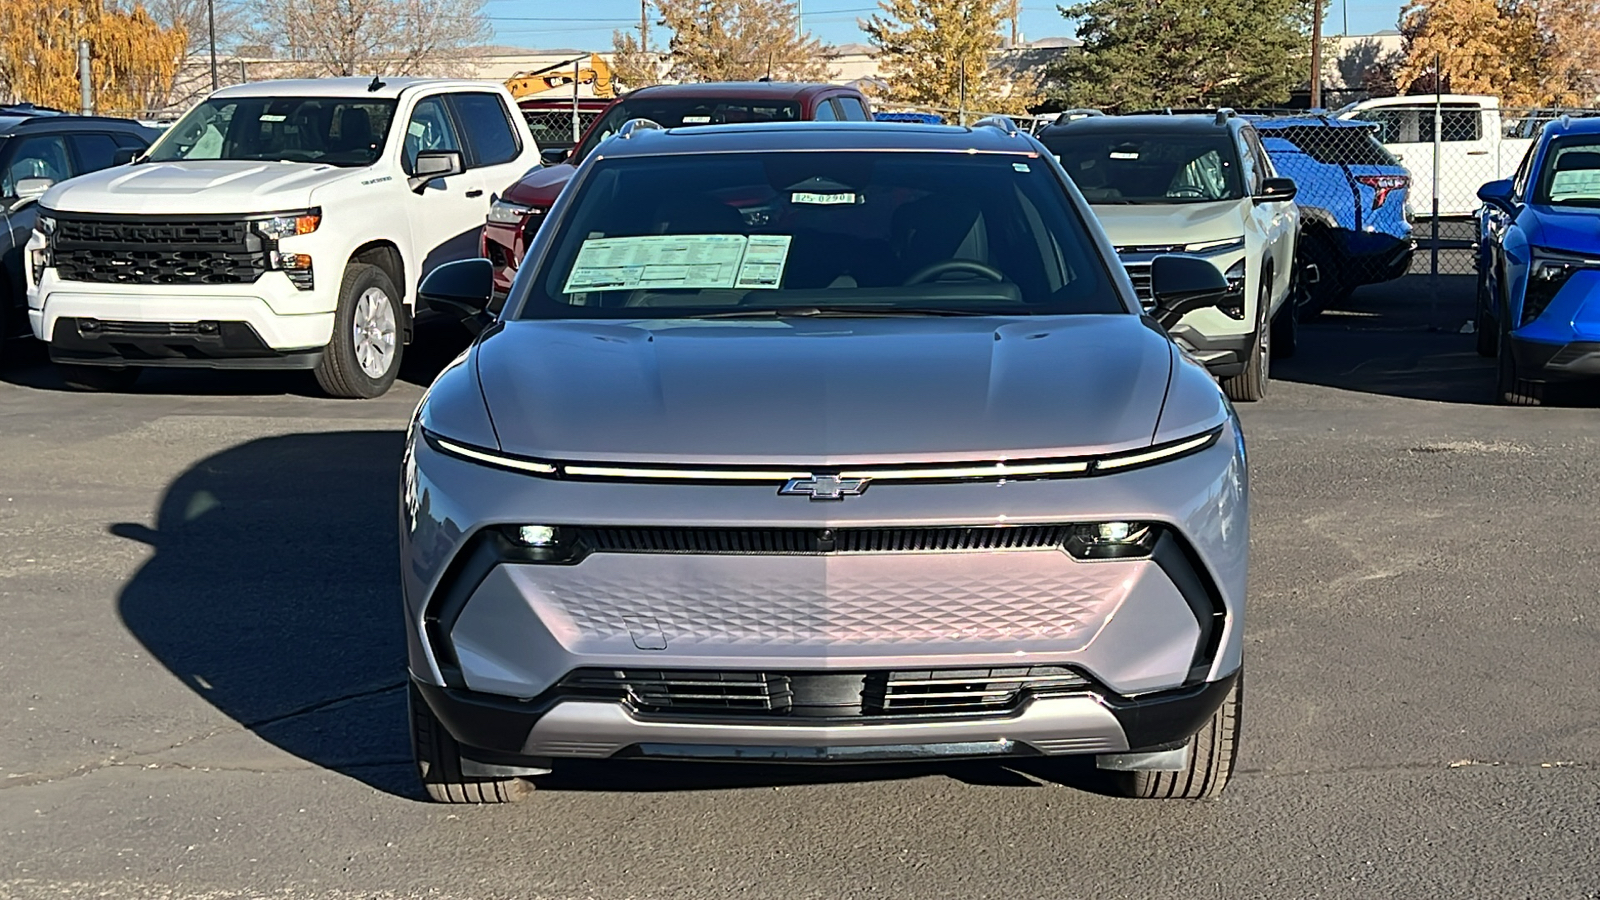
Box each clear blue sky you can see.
[482,0,1405,51]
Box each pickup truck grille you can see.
[52,215,269,286]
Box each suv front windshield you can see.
[515,150,1119,319]
[146,97,398,167]
[570,97,804,163]
[1041,130,1244,204]
[1535,138,1600,206]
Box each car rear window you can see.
[1262,125,1400,166]
[1040,130,1244,203]
[515,151,1119,319]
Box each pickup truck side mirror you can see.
[419,258,496,334]
[1478,178,1516,212]
[540,147,572,166]
[1255,177,1297,204]
[409,149,465,193]
[111,147,141,165]
[1148,254,1230,329]
[12,177,54,206]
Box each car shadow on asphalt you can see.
[112,430,420,797]
[1271,273,1504,405]
[109,429,1124,801]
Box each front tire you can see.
[1496,335,1542,406]
[1221,278,1271,403]
[410,683,533,804]
[1117,671,1242,800]
[314,263,404,399]
[1475,273,1499,358]
[59,364,141,392]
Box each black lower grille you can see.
[80,320,206,337]
[53,215,268,286]
[581,525,1076,555]
[558,665,1089,719]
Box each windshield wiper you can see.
[686,306,1004,319]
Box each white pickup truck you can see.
[26,77,540,397]
[1338,94,1533,218]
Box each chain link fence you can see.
[520,106,604,149]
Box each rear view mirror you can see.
[409,149,465,192]
[420,258,495,334]
[1148,255,1230,329]
[14,177,53,204]
[1478,178,1515,212]
[1256,177,1297,204]
[540,147,572,165]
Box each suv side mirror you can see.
[1478,178,1516,212]
[1256,177,1297,204]
[1148,255,1230,329]
[111,147,141,165]
[420,258,496,334]
[12,177,54,206]
[409,149,465,193]
[540,147,572,165]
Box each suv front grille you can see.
[581,525,1077,555]
[558,665,1090,719]
[53,215,268,286]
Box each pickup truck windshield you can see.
[146,97,398,167]
[516,150,1119,319]
[1042,132,1244,204]
[1536,139,1600,206]
[570,98,804,163]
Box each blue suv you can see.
[1252,116,1413,318]
[1476,116,1600,405]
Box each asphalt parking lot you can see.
[2,276,1597,899]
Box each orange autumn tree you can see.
[0,0,186,115]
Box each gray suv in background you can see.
[401,120,1250,803]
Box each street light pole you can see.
[1309,0,1323,109]
[208,0,218,90]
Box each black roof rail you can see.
[1214,108,1236,125]
[971,115,1021,136]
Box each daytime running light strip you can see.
[432,437,557,474]
[1093,432,1217,471]
[564,465,813,480]
[839,460,1090,480]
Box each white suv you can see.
[26,77,540,397]
[1039,111,1299,402]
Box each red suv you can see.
[481,82,874,294]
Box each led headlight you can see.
[1217,258,1247,320]
[30,214,55,283]
[255,209,322,238]
[487,198,534,225]
[1524,247,1598,326]
[497,524,585,564]
[1183,236,1245,255]
[511,525,559,547]
[1064,521,1160,560]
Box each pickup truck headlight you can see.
[255,209,321,238]
[1183,236,1245,255]
[487,198,533,225]
[30,214,55,283]
[1524,247,1598,325]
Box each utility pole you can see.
[208,0,219,90]
[78,40,93,116]
[1309,0,1323,109]
[640,0,649,51]
[796,0,802,41]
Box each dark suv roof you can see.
[0,109,157,138]
[592,120,1035,159]
[1040,113,1249,137]
[625,81,862,102]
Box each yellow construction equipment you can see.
[504,54,616,100]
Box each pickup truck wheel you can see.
[1222,281,1270,403]
[59,364,141,392]
[410,684,534,804]
[1116,671,1242,800]
[315,263,403,399]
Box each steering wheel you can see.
[903,259,1006,285]
[1167,186,1208,199]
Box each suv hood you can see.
[40,160,354,215]
[502,162,577,207]
[1089,199,1246,249]
[475,315,1173,465]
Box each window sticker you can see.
[259,114,287,123]
[1109,151,1140,160]
[792,191,857,205]
[1012,162,1031,172]
[563,234,791,292]
[682,115,712,124]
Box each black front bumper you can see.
[413,670,1240,764]
[1510,337,1600,382]
[1168,326,1253,378]
[49,318,322,369]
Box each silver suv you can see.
[401,119,1249,803]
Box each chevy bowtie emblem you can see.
[780,474,870,501]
